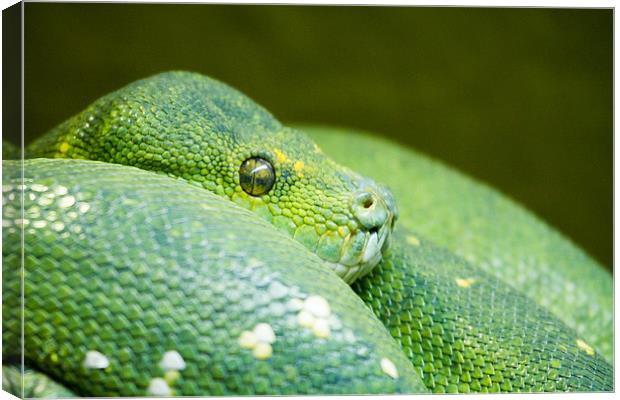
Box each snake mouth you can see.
[322,213,395,284]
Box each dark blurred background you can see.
[19,4,612,268]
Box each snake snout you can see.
[350,184,398,232]
[325,183,398,283]
[351,191,387,230]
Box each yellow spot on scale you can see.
[239,323,276,360]
[38,196,54,207]
[293,160,305,174]
[304,296,331,318]
[576,339,595,356]
[59,142,70,154]
[406,235,420,246]
[254,323,276,343]
[164,370,180,384]
[50,221,65,232]
[456,278,476,288]
[312,319,331,338]
[83,350,109,369]
[58,195,76,208]
[274,148,288,163]
[297,310,315,328]
[239,331,257,349]
[32,220,47,229]
[295,295,333,339]
[147,377,171,396]
[380,357,399,379]
[30,184,48,192]
[54,186,68,196]
[337,226,349,238]
[159,350,186,371]
[253,342,273,360]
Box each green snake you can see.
[2,71,613,396]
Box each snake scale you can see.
[2,71,613,396]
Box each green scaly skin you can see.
[354,229,612,393]
[3,161,613,396]
[302,126,613,363]
[26,71,397,284]
[3,159,424,396]
[3,72,613,395]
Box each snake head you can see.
[232,126,399,283]
[32,71,398,283]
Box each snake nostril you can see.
[352,190,388,230]
[356,192,376,209]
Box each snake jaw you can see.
[313,179,398,284]
[325,210,395,284]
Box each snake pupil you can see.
[239,157,275,196]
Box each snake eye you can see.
[239,157,275,196]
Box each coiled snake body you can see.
[2,72,613,396]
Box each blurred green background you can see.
[20,4,612,268]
